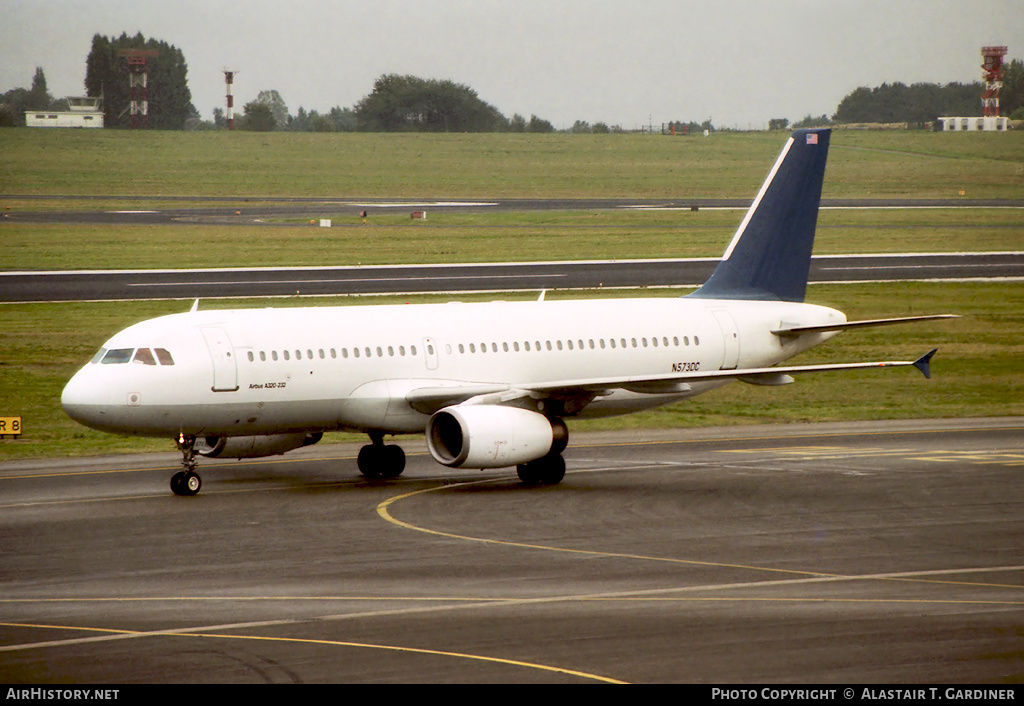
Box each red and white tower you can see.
[223,68,237,130]
[118,48,159,129]
[981,46,1008,117]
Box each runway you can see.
[4,253,1023,303]
[2,418,1022,683]
[3,196,1022,301]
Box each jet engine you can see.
[426,405,567,468]
[197,432,323,459]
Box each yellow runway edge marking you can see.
[0,621,625,683]
[377,479,1024,591]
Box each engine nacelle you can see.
[426,405,566,468]
[197,432,323,459]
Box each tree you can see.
[243,101,275,131]
[1000,59,1024,117]
[27,67,54,110]
[253,89,288,129]
[327,106,357,132]
[1,67,57,126]
[768,118,790,131]
[833,82,981,124]
[85,32,197,129]
[527,114,554,133]
[354,74,505,132]
[792,114,831,128]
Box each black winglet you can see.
[913,349,938,379]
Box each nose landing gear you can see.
[171,433,202,496]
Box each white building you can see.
[938,116,1009,131]
[26,96,104,128]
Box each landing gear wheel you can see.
[381,444,406,478]
[357,439,406,479]
[357,445,381,478]
[171,470,201,496]
[171,434,202,496]
[517,454,566,486]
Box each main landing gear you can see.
[357,431,406,479]
[171,433,202,496]
[516,453,566,485]
[517,420,568,485]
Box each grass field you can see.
[3,128,1023,200]
[0,129,1022,460]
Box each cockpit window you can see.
[155,348,174,366]
[90,348,108,364]
[133,348,157,365]
[100,348,134,365]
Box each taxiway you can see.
[2,418,1022,683]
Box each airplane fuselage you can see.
[62,296,843,439]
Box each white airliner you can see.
[62,129,952,495]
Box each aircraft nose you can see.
[61,367,111,430]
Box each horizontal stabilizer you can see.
[522,351,942,395]
[772,315,959,338]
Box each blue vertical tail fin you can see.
[690,128,831,302]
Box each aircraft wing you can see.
[406,350,938,414]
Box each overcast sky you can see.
[2,0,1021,129]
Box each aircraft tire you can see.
[517,454,565,485]
[358,444,405,479]
[171,470,201,496]
[381,445,406,478]
[357,445,382,479]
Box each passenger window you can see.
[101,348,134,365]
